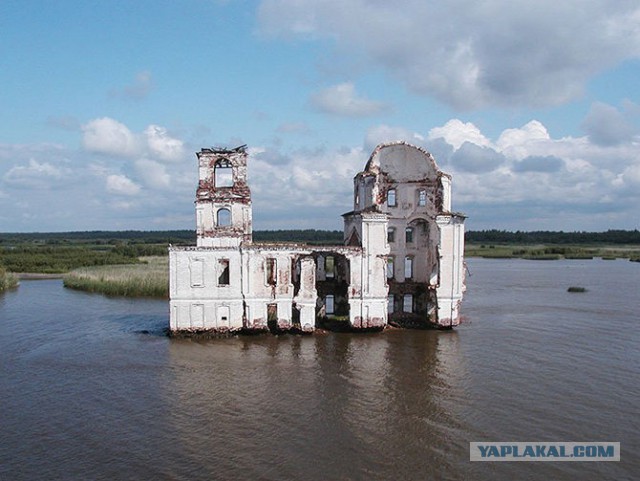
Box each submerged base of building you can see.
[167,317,455,339]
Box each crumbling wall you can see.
[195,146,252,248]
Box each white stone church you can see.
[169,142,465,334]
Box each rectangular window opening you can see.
[214,159,233,187]
[266,258,277,286]
[406,227,414,243]
[418,189,427,206]
[387,227,395,243]
[267,303,278,322]
[404,256,413,279]
[218,259,230,286]
[403,294,413,313]
[325,255,335,278]
[387,257,395,279]
[325,295,335,315]
[387,295,394,314]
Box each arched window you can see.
[214,159,233,187]
[387,188,396,207]
[387,227,396,243]
[387,256,395,279]
[217,208,231,226]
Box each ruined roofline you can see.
[341,206,386,217]
[437,211,468,219]
[199,144,247,155]
[244,242,363,254]
[169,243,363,254]
[363,140,446,176]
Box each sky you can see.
[1,0,639,233]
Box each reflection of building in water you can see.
[169,142,465,334]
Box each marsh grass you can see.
[0,267,18,292]
[465,244,640,260]
[64,256,168,298]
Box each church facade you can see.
[169,142,465,334]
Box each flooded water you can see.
[1,258,638,480]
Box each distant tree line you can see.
[1,229,638,248]
[0,229,346,246]
[0,230,195,245]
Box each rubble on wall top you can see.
[246,242,363,255]
[170,243,363,255]
[200,145,247,154]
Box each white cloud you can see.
[364,124,424,152]
[246,144,364,228]
[110,200,136,210]
[258,0,640,109]
[496,120,551,153]
[238,115,640,230]
[135,158,171,189]
[428,119,491,150]
[250,147,292,166]
[106,174,141,196]
[82,117,187,166]
[512,155,564,173]
[0,138,194,231]
[82,117,140,158]
[581,101,639,146]
[3,159,67,188]
[310,82,387,117]
[430,117,639,228]
[494,120,569,162]
[145,125,185,162]
[614,163,640,190]
[2,114,639,231]
[450,142,506,173]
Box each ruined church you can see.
[169,142,465,334]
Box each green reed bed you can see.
[64,257,168,298]
[0,267,18,292]
[465,244,640,260]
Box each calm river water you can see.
[1,258,638,480]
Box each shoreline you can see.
[15,273,65,280]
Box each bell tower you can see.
[194,145,252,247]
